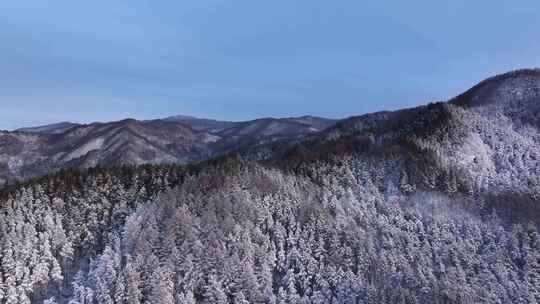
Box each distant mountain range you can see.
[2,115,336,183]
[15,115,336,137]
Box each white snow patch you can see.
[64,138,105,162]
[202,134,221,143]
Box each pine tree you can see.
[234,290,249,304]
[177,290,197,304]
[203,275,228,304]
[124,259,142,304]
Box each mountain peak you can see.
[451,68,540,107]
[450,68,540,127]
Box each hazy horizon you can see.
[2,0,540,130]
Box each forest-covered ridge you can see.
[1,69,539,304]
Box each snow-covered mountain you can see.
[1,69,540,304]
[0,115,337,183]
[0,119,214,183]
[233,69,540,218]
[2,69,539,194]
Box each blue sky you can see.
[1,0,539,129]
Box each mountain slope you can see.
[0,119,214,183]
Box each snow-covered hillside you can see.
[0,69,539,304]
